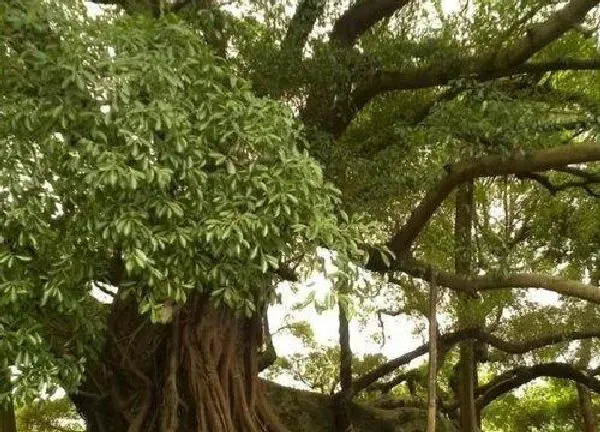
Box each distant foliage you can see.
[16,398,84,432]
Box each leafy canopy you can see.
[0,0,371,403]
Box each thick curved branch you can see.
[356,57,600,106]
[400,256,600,303]
[281,0,326,56]
[352,327,600,396]
[348,57,600,134]
[348,0,599,124]
[476,363,600,409]
[331,0,412,46]
[492,0,599,68]
[351,336,431,396]
[367,143,600,268]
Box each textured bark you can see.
[282,0,326,55]
[334,297,354,432]
[456,343,478,431]
[70,295,287,432]
[454,182,479,432]
[258,311,277,372]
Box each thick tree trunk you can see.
[454,181,479,432]
[71,295,287,432]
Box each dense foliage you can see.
[3,0,600,431]
[0,0,371,406]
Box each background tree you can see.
[16,398,84,432]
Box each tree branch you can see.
[331,0,412,46]
[367,142,600,268]
[399,256,600,303]
[515,58,600,75]
[351,57,600,129]
[368,370,421,394]
[281,0,326,56]
[345,0,599,128]
[93,283,116,298]
[352,327,600,396]
[475,363,600,409]
[517,169,600,198]
[474,329,600,354]
[351,335,432,396]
